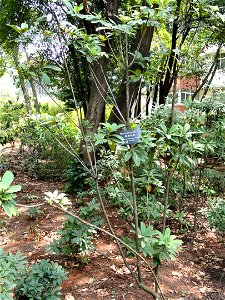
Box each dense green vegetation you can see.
[0,0,225,299]
[0,249,67,299]
[1,95,225,299]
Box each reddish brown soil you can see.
[0,145,224,300]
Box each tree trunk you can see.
[12,50,31,113]
[81,0,121,130]
[169,73,177,126]
[68,44,90,115]
[158,0,181,105]
[12,52,31,113]
[29,79,40,114]
[200,61,219,101]
[145,89,151,116]
[20,77,31,113]
[134,89,142,119]
[109,21,156,124]
[86,56,108,133]
[158,0,193,106]
[192,43,222,101]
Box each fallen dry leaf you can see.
[96,289,110,297]
[65,293,75,300]
[172,271,183,277]
[110,264,131,275]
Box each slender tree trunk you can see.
[162,170,173,233]
[134,88,142,119]
[12,52,31,113]
[200,60,219,101]
[152,82,159,105]
[159,0,181,105]
[192,43,222,100]
[179,169,186,210]
[193,168,203,231]
[154,264,160,298]
[29,79,40,114]
[20,77,31,113]
[130,161,142,283]
[158,0,193,106]
[146,89,151,116]
[169,74,178,126]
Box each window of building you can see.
[218,53,225,69]
[176,90,195,103]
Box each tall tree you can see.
[0,0,31,110]
[1,0,225,124]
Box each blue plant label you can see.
[120,127,142,145]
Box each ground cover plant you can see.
[0,248,67,300]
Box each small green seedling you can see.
[23,194,38,204]
[25,207,44,220]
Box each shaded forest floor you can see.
[0,145,224,300]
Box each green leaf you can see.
[183,123,190,133]
[0,171,14,190]
[2,202,18,217]
[8,24,21,33]
[160,124,168,133]
[43,65,61,72]
[164,227,171,237]
[21,23,29,30]
[9,203,18,216]
[5,185,22,193]
[141,240,146,248]
[74,3,84,13]
[133,152,140,166]
[41,72,51,85]
[62,0,74,14]
[43,129,52,142]
[124,151,132,162]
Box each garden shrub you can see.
[204,169,225,195]
[123,224,183,265]
[39,100,66,116]
[47,216,96,256]
[78,198,104,227]
[0,249,67,300]
[17,114,80,178]
[0,249,26,299]
[16,259,67,300]
[0,98,26,145]
[25,207,44,220]
[64,158,88,195]
[206,197,225,236]
[0,170,22,217]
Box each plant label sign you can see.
[120,128,141,145]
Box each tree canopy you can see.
[0,0,225,129]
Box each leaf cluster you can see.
[206,197,225,235]
[16,259,67,300]
[0,249,67,300]
[124,224,183,265]
[47,216,96,256]
[0,171,21,217]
